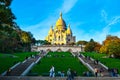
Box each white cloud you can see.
[59,0,78,14]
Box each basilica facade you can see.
[45,13,76,45]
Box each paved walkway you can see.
[0,76,120,80]
[5,52,47,76]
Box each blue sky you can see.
[11,0,120,43]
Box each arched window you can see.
[59,36,60,41]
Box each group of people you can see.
[49,66,77,80]
[46,54,65,58]
[83,71,92,77]
[57,71,65,77]
[66,68,77,80]
[49,66,119,78]
[94,67,119,77]
[94,67,104,77]
[108,68,119,77]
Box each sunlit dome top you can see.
[55,12,67,30]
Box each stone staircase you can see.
[76,52,110,77]
[5,57,39,76]
[4,52,46,76]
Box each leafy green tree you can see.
[76,40,88,51]
[0,0,16,27]
[0,0,17,53]
[31,38,36,45]
[85,39,101,52]
[77,40,88,46]
[0,0,35,53]
[94,42,102,52]
[100,35,120,58]
[41,40,51,45]
[19,31,34,51]
[20,31,32,43]
[85,39,95,52]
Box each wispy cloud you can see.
[23,16,56,31]
[22,16,57,40]
[106,16,120,28]
[93,13,120,43]
[102,16,120,36]
[24,0,78,31]
[75,10,120,43]
[101,9,108,23]
[59,0,78,14]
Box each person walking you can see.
[94,67,98,77]
[71,69,74,80]
[67,68,72,80]
[6,68,11,76]
[49,66,55,77]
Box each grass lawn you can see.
[30,52,88,76]
[82,52,120,74]
[0,52,38,74]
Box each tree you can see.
[94,42,102,52]
[0,0,35,53]
[85,39,95,52]
[77,40,88,46]
[43,40,51,45]
[84,39,101,52]
[31,38,36,45]
[77,40,88,52]
[100,35,120,58]
[35,40,51,46]
[0,0,16,27]
[0,0,17,53]
[20,31,32,43]
[19,31,34,51]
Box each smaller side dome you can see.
[49,26,54,34]
[67,24,72,35]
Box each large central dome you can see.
[55,13,67,30]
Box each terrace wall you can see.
[31,45,84,52]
